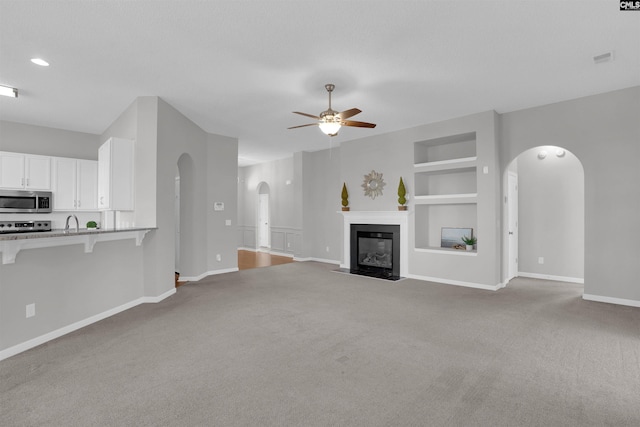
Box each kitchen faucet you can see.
[65,214,79,233]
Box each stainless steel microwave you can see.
[0,190,52,213]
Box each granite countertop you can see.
[0,227,155,241]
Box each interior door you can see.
[258,193,269,248]
[507,172,519,281]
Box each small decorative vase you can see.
[398,205,408,211]
[466,245,473,251]
[342,207,350,211]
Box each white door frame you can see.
[507,171,519,281]
[258,189,270,250]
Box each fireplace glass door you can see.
[358,234,393,270]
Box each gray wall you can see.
[302,148,342,261]
[237,157,298,255]
[0,240,144,351]
[0,120,100,159]
[501,86,640,301]
[516,147,584,280]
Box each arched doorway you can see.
[504,145,585,286]
[257,182,270,251]
[176,153,195,283]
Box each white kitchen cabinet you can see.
[52,157,98,211]
[0,151,51,190]
[98,138,134,211]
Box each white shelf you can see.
[414,193,478,205]
[414,246,478,256]
[414,156,477,172]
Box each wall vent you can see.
[593,51,614,64]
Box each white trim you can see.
[267,250,294,258]
[414,247,477,256]
[413,156,477,169]
[413,194,478,205]
[295,257,341,265]
[406,273,504,291]
[180,267,239,282]
[518,271,584,284]
[139,288,176,303]
[582,294,640,308]
[0,288,176,362]
[237,247,294,258]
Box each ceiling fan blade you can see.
[342,120,376,128]
[293,111,320,120]
[338,108,361,120]
[287,123,318,129]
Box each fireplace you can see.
[350,224,401,280]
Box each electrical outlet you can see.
[326,246,330,252]
[225,219,231,226]
[538,257,544,264]
[26,303,35,318]
[216,254,222,262]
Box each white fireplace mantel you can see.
[339,210,411,277]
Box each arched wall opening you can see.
[257,182,270,251]
[177,153,196,276]
[503,145,585,287]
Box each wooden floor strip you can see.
[238,250,295,270]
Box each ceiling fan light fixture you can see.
[319,115,341,136]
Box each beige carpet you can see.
[1,261,639,426]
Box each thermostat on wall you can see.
[214,202,224,211]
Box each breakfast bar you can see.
[0,228,153,264]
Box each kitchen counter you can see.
[0,227,152,241]
[0,227,155,264]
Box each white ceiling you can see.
[1,1,639,166]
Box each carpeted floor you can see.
[1,261,639,426]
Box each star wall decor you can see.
[362,170,386,199]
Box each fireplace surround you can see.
[340,211,410,279]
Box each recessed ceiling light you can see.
[31,58,49,66]
[0,85,18,98]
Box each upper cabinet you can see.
[98,138,134,211]
[52,157,98,211]
[0,152,51,190]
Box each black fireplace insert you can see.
[350,224,401,280]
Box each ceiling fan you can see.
[288,84,376,137]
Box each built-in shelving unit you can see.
[413,132,478,252]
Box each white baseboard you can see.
[582,294,640,308]
[140,288,176,303]
[406,273,504,291]
[237,247,295,258]
[518,272,584,284]
[180,267,239,282]
[268,250,294,258]
[0,288,176,362]
[294,257,341,265]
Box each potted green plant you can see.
[86,221,98,229]
[397,177,407,210]
[341,183,349,211]
[461,235,477,251]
